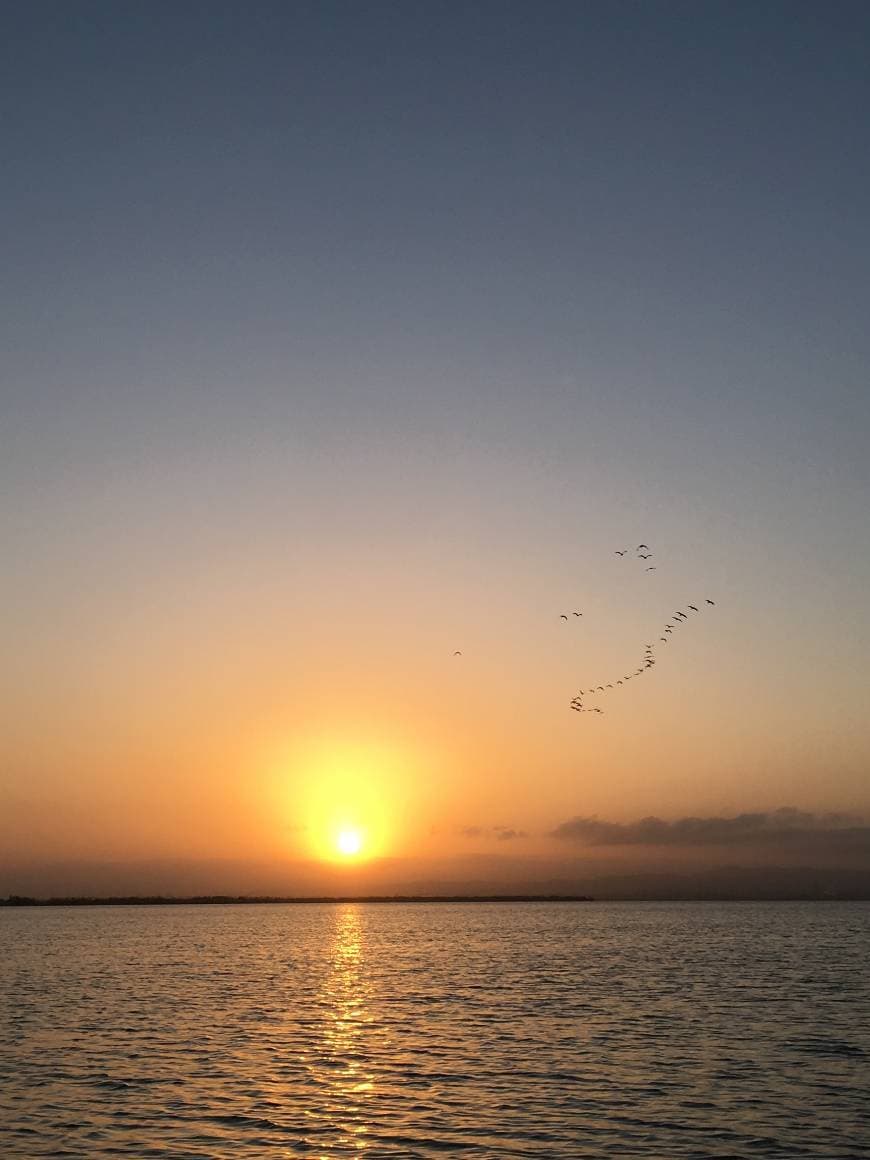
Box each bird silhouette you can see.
[646,566,656,571]
[615,550,627,556]
[572,611,582,617]
[560,614,568,621]
[453,650,462,656]
[706,598,716,605]
[637,544,649,550]
[660,637,667,643]
[688,605,698,612]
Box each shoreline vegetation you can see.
[0,894,594,907]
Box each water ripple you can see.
[2,901,870,1157]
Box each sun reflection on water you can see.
[314,905,376,1152]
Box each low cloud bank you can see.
[550,807,870,853]
[460,825,529,841]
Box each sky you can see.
[2,1,870,896]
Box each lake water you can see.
[1,901,869,1158]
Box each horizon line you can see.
[1,893,595,907]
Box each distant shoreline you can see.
[0,894,594,907]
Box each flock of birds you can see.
[452,541,717,718]
[568,544,716,716]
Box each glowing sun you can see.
[336,828,363,857]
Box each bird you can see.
[706,598,716,605]
[665,628,672,634]
[560,614,568,621]
[606,683,613,689]
[660,637,667,643]
[637,544,649,550]
[572,611,582,617]
[615,550,627,556]
[453,650,462,656]
[638,553,651,559]
[596,686,605,691]
[688,605,698,612]
[617,680,623,685]
[646,566,656,571]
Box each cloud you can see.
[494,826,528,841]
[459,825,528,842]
[550,808,870,853]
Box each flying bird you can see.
[572,611,582,617]
[688,605,698,612]
[560,614,568,621]
[615,550,627,556]
[646,566,656,571]
[706,598,716,605]
[637,544,649,550]
[453,650,462,656]
[660,637,667,643]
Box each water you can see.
[2,901,869,1158]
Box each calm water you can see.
[2,901,869,1158]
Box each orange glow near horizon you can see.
[286,738,409,863]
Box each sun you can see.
[336,828,363,858]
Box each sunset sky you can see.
[3,2,869,896]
